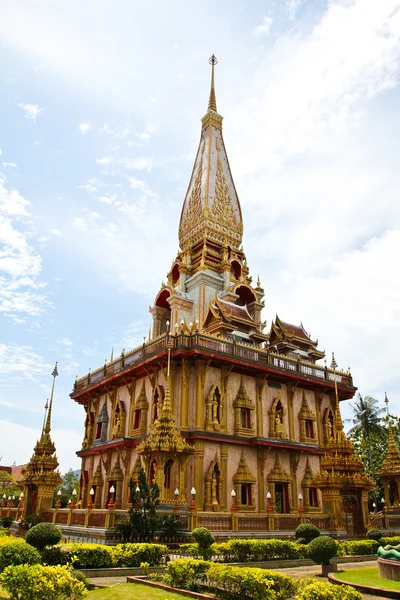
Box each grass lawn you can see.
[335,566,400,592]
[87,582,194,600]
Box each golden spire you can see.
[207,54,218,112]
[44,362,58,436]
[41,399,49,435]
[162,348,173,415]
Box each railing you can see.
[274,515,301,531]
[73,332,352,393]
[198,513,232,531]
[238,515,268,530]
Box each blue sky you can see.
[1,0,400,473]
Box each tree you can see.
[347,395,400,507]
[53,469,79,508]
[0,471,20,504]
[128,468,160,541]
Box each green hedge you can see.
[381,536,400,546]
[340,539,379,556]
[296,580,362,599]
[68,542,167,569]
[164,558,210,592]
[0,563,87,600]
[0,542,41,573]
[215,539,305,562]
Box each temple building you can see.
[68,56,374,535]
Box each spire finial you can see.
[44,362,58,435]
[208,54,218,113]
[162,348,173,415]
[385,391,389,416]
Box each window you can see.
[241,483,252,506]
[95,423,102,439]
[240,408,251,429]
[133,409,141,430]
[275,483,290,513]
[309,487,318,507]
[305,420,314,438]
[153,389,160,422]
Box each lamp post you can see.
[381,497,387,514]
[108,485,115,509]
[190,487,196,510]
[70,489,77,509]
[88,487,95,509]
[2,493,6,507]
[18,493,24,509]
[174,488,179,511]
[7,496,12,508]
[298,493,303,513]
[266,491,272,513]
[56,489,62,508]
[230,489,237,512]
[372,502,377,515]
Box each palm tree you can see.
[347,394,385,470]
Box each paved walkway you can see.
[88,561,384,599]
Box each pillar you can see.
[287,383,295,441]
[221,443,228,510]
[315,392,324,446]
[194,440,205,510]
[195,361,207,430]
[290,453,299,512]
[257,447,266,512]
[180,359,189,429]
[256,376,265,437]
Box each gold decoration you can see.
[181,144,204,235]
[211,156,238,229]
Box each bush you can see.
[0,563,87,600]
[216,539,301,562]
[25,522,62,551]
[109,543,167,567]
[207,563,276,600]
[72,569,91,590]
[69,543,113,569]
[19,515,43,531]
[192,527,215,548]
[41,545,69,566]
[0,537,25,548]
[164,558,210,591]
[295,580,362,599]
[0,541,41,573]
[179,543,202,557]
[341,539,379,556]
[307,536,337,565]
[366,528,382,541]
[0,517,14,529]
[295,537,308,545]
[295,523,320,544]
[381,536,400,546]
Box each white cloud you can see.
[18,102,44,122]
[0,420,82,473]
[0,344,50,381]
[1,162,17,168]
[0,177,48,319]
[252,16,273,38]
[285,0,305,20]
[77,122,91,133]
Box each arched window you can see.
[231,260,241,280]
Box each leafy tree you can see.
[0,471,19,503]
[347,395,400,508]
[53,469,79,508]
[128,468,160,541]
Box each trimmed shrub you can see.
[307,536,337,565]
[366,528,383,541]
[217,539,301,562]
[109,543,167,567]
[0,517,14,529]
[0,541,41,573]
[295,537,308,545]
[296,580,362,599]
[25,522,61,550]
[164,558,210,591]
[0,536,25,548]
[179,542,202,557]
[207,563,275,600]
[69,543,113,569]
[192,527,215,548]
[0,563,87,600]
[341,539,379,556]
[41,545,69,566]
[72,569,91,590]
[380,535,400,546]
[295,523,320,544]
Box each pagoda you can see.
[69,56,372,535]
[20,364,62,517]
[377,395,400,511]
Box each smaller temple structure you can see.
[20,364,62,517]
[312,354,374,532]
[377,395,400,511]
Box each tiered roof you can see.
[268,315,325,361]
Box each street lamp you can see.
[266,491,272,513]
[190,487,196,510]
[71,489,77,508]
[230,489,237,512]
[56,489,62,508]
[88,487,95,509]
[108,485,115,509]
[174,488,179,511]
[372,502,377,514]
[298,493,303,513]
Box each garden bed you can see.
[330,566,400,599]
